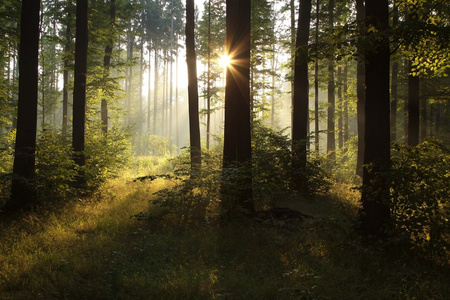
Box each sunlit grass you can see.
[0,169,448,299]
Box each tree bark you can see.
[407,62,420,146]
[9,0,41,210]
[186,0,202,172]
[326,0,335,158]
[356,0,365,177]
[223,0,253,214]
[101,0,116,135]
[292,0,312,172]
[360,0,391,238]
[314,0,320,154]
[72,0,89,188]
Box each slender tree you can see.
[292,0,312,172]
[101,0,116,134]
[72,0,89,188]
[360,0,391,238]
[355,0,365,177]
[326,0,335,158]
[186,0,201,172]
[9,0,41,210]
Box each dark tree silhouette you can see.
[292,0,312,172]
[72,0,89,188]
[356,0,365,177]
[8,0,41,211]
[222,0,253,214]
[360,0,391,238]
[186,0,202,172]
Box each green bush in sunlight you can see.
[322,136,360,184]
[83,124,131,193]
[389,139,449,260]
[35,130,76,201]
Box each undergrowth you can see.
[0,178,448,299]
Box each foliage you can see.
[83,123,132,193]
[253,124,331,205]
[149,124,331,220]
[389,139,449,260]
[35,130,75,201]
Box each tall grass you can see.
[1,176,448,299]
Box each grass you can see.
[0,176,449,299]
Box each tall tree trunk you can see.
[62,6,73,136]
[314,0,320,154]
[326,0,335,158]
[337,66,343,149]
[9,0,41,210]
[153,49,158,135]
[290,0,296,113]
[72,0,89,188]
[223,0,253,214]
[139,38,144,139]
[102,0,116,135]
[343,62,349,145]
[292,0,312,172]
[356,0,365,177]
[420,94,426,142]
[206,0,211,150]
[360,0,391,238]
[147,45,152,135]
[390,0,399,142]
[186,0,202,172]
[407,61,420,146]
[176,50,179,148]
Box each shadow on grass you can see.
[1,181,449,299]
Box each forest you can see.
[0,0,449,298]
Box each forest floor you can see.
[0,170,449,299]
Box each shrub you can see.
[389,140,449,259]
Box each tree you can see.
[359,0,391,238]
[292,0,312,172]
[186,0,201,172]
[222,0,253,214]
[72,0,88,188]
[8,0,41,211]
[326,0,335,158]
[355,0,365,177]
[101,0,116,134]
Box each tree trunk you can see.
[338,66,343,149]
[407,62,420,146]
[326,0,335,158]
[206,0,211,150]
[9,0,41,210]
[72,0,89,188]
[186,0,202,172]
[292,0,312,172]
[343,62,349,145]
[356,0,365,177]
[314,0,320,154]
[147,46,152,135]
[360,0,391,238]
[101,0,116,135]
[390,0,399,142]
[223,0,253,214]
[153,49,158,135]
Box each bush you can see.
[35,130,76,201]
[252,124,330,205]
[148,124,330,220]
[389,140,449,259]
